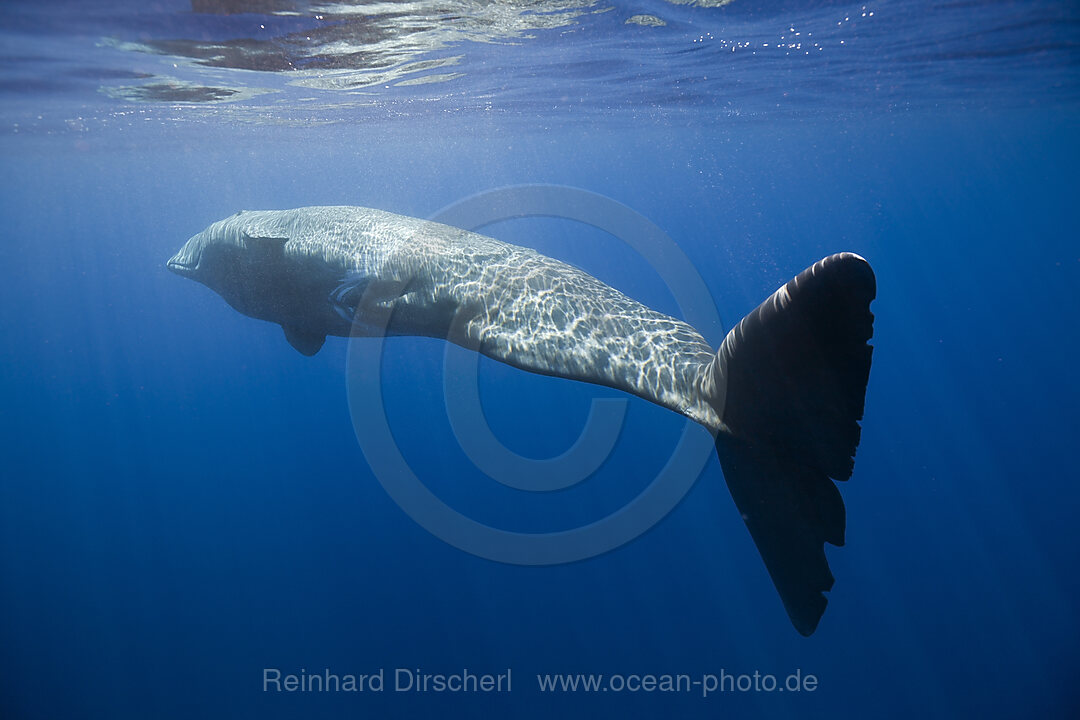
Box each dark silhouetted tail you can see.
[713,253,876,636]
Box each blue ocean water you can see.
[1,1,1078,718]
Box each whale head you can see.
[167,211,294,314]
[168,210,340,356]
[166,228,214,281]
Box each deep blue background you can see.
[1,111,1076,718]
[1,0,1079,715]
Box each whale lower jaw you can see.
[166,258,199,278]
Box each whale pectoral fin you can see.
[282,324,325,356]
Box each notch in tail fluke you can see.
[714,253,876,636]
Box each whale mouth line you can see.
[167,258,197,275]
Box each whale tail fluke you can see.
[712,253,876,636]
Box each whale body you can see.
[168,205,876,636]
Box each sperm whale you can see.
[167,205,875,635]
